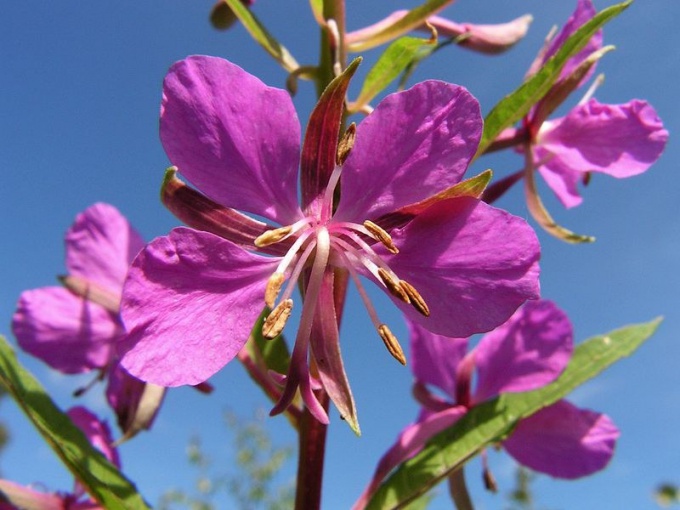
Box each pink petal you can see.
[530,0,602,83]
[0,480,64,510]
[384,197,540,338]
[353,407,466,510]
[12,287,119,374]
[536,147,584,208]
[539,99,668,181]
[408,318,467,398]
[65,203,144,293]
[503,400,619,479]
[120,228,278,386]
[473,300,573,403]
[160,56,302,225]
[67,406,120,468]
[335,81,482,222]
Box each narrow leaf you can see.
[366,317,661,509]
[0,336,151,510]
[476,0,631,157]
[221,0,299,72]
[350,34,436,113]
[346,0,453,52]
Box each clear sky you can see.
[1,1,678,508]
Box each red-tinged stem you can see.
[448,467,474,510]
[294,386,330,510]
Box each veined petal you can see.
[538,99,668,182]
[536,146,584,208]
[352,407,466,510]
[160,56,302,225]
[120,228,279,386]
[12,287,119,374]
[65,203,145,293]
[335,81,482,222]
[473,300,573,403]
[427,14,532,54]
[384,197,540,338]
[408,318,467,398]
[503,400,619,479]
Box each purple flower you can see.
[119,55,540,428]
[11,203,164,438]
[0,407,117,510]
[354,300,619,508]
[527,0,667,209]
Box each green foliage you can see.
[655,483,680,507]
[158,409,295,510]
[0,336,150,510]
[365,318,661,509]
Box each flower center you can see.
[253,164,430,366]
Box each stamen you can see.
[336,123,356,165]
[363,220,398,254]
[378,324,407,365]
[399,280,430,317]
[377,268,410,303]
[254,225,293,247]
[262,299,293,339]
[265,272,285,309]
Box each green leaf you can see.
[0,336,151,510]
[247,308,292,377]
[475,0,631,157]
[366,317,661,510]
[221,0,299,72]
[346,0,453,52]
[350,34,437,112]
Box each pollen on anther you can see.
[400,280,430,317]
[262,299,293,339]
[265,272,286,308]
[378,324,407,366]
[377,268,410,304]
[363,220,398,254]
[254,225,293,247]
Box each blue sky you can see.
[1,1,678,508]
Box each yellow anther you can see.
[363,220,398,254]
[400,280,430,317]
[262,299,293,339]
[264,272,285,309]
[336,123,357,166]
[377,268,410,304]
[254,225,293,247]
[378,324,407,366]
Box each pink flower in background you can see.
[11,203,163,437]
[527,0,667,208]
[119,55,540,428]
[355,300,619,508]
[0,407,117,510]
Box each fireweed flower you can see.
[119,55,540,430]
[354,300,619,508]
[11,203,164,438]
[0,407,118,510]
[486,0,667,233]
